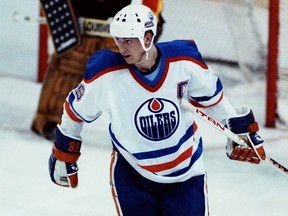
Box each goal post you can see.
[265,0,279,128]
[265,0,288,127]
[37,7,48,83]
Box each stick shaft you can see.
[181,99,245,145]
[180,99,288,176]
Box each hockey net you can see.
[158,0,287,127]
[37,0,288,127]
[159,0,267,73]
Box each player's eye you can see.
[123,39,133,44]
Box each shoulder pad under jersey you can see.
[84,49,127,81]
[156,40,205,64]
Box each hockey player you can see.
[48,4,266,216]
[32,0,165,140]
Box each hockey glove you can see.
[226,106,266,164]
[49,125,82,188]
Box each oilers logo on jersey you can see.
[134,98,179,141]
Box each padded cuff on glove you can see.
[226,106,259,134]
[52,145,80,163]
[226,106,265,163]
[52,125,82,163]
[54,125,82,153]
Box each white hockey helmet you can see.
[109,4,157,51]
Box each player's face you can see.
[114,37,145,64]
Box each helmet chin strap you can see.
[135,35,154,65]
[135,51,149,65]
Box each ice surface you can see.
[1,1,288,216]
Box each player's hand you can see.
[49,149,79,188]
[48,125,81,188]
[226,106,266,164]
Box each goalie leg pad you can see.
[32,36,117,139]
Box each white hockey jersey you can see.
[62,40,233,183]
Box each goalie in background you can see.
[48,4,266,216]
[32,0,165,140]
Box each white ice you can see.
[1,1,288,216]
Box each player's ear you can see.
[144,32,154,47]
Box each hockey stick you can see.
[12,12,46,24]
[180,99,288,176]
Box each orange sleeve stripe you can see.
[64,100,83,123]
[189,92,224,108]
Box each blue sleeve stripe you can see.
[190,78,223,102]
